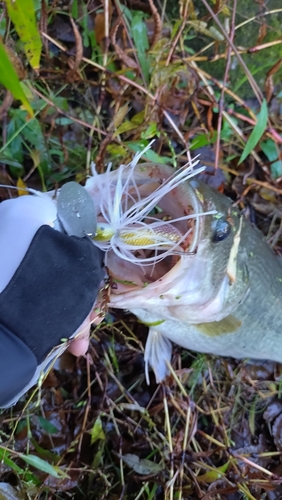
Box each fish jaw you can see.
[107,248,234,323]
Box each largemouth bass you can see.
[84,153,282,383]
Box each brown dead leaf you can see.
[95,12,107,45]
[148,0,161,48]
[4,44,26,80]
[257,21,267,45]
[267,58,282,79]
[206,105,214,133]
[69,18,83,72]
[172,429,185,456]
[111,19,138,69]
[0,91,13,120]
[95,1,113,46]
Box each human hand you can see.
[0,190,104,408]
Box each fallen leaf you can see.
[123,453,162,475]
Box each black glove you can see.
[0,192,104,408]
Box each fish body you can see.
[85,160,282,381]
[129,206,282,380]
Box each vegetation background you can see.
[0,0,282,498]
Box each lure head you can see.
[57,181,97,238]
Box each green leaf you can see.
[106,144,127,156]
[0,43,33,116]
[142,149,172,164]
[172,19,182,38]
[92,446,104,469]
[0,448,24,474]
[71,0,78,19]
[31,438,61,463]
[0,154,22,168]
[127,141,172,164]
[131,110,145,125]
[131,11,150,83]
[90,416,105,445]
[238,99,268,164]
[261,139,282,179]
[197,461,230,483]
[4,0,42,70]
[190,132,217,150]
[115,120,138,135]
[20,454,68,478]
[0,447,39,484]
[141,122,158,140]
[38,416,59,435]
[114,111,147,137]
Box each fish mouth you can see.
[109,176,200,287]
[86,160,209,294]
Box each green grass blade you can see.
[38,416,59,434]
[0,448,24,475]
[261,139,282,179]
[20,454,68,478]
[238,99,268,164]
[0,447,39,484]
[0,42,33,116]
[90,416,105,445]
[4,0,42,70]
[131,11,150,83]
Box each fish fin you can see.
[194,315,242,336]
[144,328,172,384]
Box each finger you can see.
[68,316,91,356]
[67,309,104,357]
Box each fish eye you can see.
[211,218,231,243]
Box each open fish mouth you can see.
[85,146,217,294]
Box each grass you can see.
[0,0,282,498]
